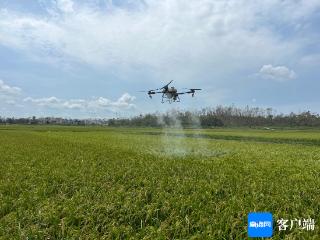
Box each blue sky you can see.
[0,0,319,118]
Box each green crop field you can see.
[1,125,320,239]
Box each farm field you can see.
[1,125,320,239]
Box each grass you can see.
[0,125,320,239]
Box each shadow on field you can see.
[133,131,320,146]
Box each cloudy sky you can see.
[0,0,319,118]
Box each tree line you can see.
[108,106,320,128]
[0,116,108,126]
[1,106,320,128]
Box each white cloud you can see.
[300,54,320,66]
[113,93,136,108]
[62,99,86,109]
[5,99,16,105]
[0,0,318,78]
[0,80,23,108]
[23,96,61,107]
[0,80,22,95]
[23,93,136,111]
[56,0,74,13]
[259,64,297,81]
[0,79,135,114]
[0,0,319,117]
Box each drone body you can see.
[140,80,201,103]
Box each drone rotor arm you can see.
[159,80,173,90]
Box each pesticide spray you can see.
[157,109,188,157]
[154,109,221,158]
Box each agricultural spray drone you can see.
[139,80,201,103]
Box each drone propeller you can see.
[139,90,162,99]
[139,90,156,93]
[182,88,202,91]
[184,88,202,97]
